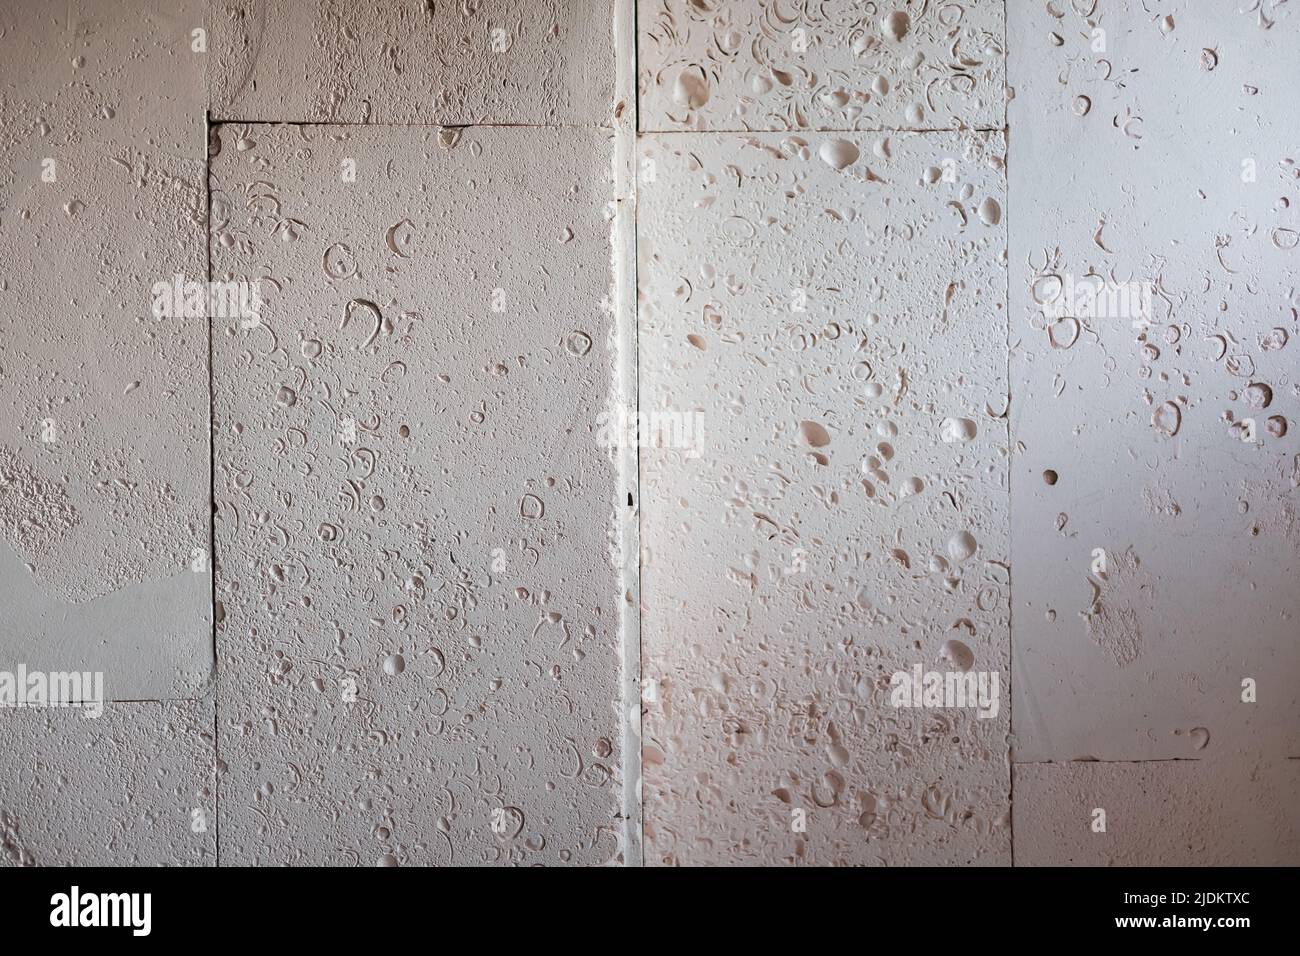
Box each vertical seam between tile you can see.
[615,0,644,867]
[204,104,221,869]
[1004,0,1015,869]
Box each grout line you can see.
[205,106,220,870]
[614,0,644,868]
[9,698,198,707]
[1003,0,1014,870]
[207,121,1010,136]
[99,698,205,705]
[209,118,614,130]
[631,0,647,874]
[1013,757,1240,765]
[641,125,1008,136]
[631,0,645,871]
[633,4,642,138]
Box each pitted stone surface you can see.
[638,0,1005,132]
[638,130,1010,865]
[0,701,216,867]
[210,0,615,126]
[1009,0,1300,764]
[0,0,210,698]
[209,124,627,865]
[1014,759,1300,866]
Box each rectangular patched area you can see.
[209,124,628,865]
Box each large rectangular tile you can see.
[209,124,629,865]
[210,0,615,126]
[0,701,216,866]
[639,130,1010,864]
[638,0,1005,132]
[1008,0,1300,762]
[0,0,211,698]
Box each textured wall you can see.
[0,0,633,867]
[1,0,1297,867]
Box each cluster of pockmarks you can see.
[638,131,1009,864]
[0,811,34,867]
[644,662,1008,866]
[1237,0,1294,32]
[0,702,216,867]
[209,124,626,865]
[1217,329,1292,446]
[638,0,1005,132]
[0,446,80,572]
[209,0,614,126]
